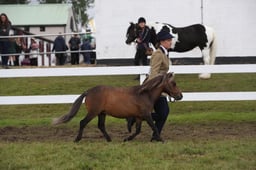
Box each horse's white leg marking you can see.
[199,48,211,79]
[199,26,217,79]
[202,48,210,65]
[205,26,217,65]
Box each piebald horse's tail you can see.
[52,91,87,125]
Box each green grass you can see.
[1,73,256,96]
[0,139,255,170]
[0,101,255,127]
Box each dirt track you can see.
[1,122,255,142]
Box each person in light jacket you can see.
[127,29,174,141]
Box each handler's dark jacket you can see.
[136,26,151,49]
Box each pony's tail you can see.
[209,30,217,65]
[52,91,88,125]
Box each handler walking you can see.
[128,29,174,141]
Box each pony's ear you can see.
[129,22,134,25]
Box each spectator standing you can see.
[14,37,23,66]
[52,33,68,65]
[0,13,12,68]
[68,33,81,65]
[80,38,91,64]
[29,38,39,66]
[134,17,151,66]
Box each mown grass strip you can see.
[0,139,255,170]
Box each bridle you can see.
[127,24,139,43]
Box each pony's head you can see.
[138,73,182,101]
[163,73,183,101]
[125,22,138,44]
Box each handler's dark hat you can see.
[157,30,174,41]
[138,17,146,23]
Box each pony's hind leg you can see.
[124,118,142,142]
[74,114,95,142]
[98,113,112,142]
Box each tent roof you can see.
[0,4,73,26]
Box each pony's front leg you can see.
[124,118,142,142]
[144,116,163,142]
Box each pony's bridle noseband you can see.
[168,96,176,103]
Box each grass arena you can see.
[0,73,255,169]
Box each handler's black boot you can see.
[150,132,163,142]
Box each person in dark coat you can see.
[68,33,81,65]
[134,17,151,66]
[52,33,68,65]
[0,13,12,68]
[80,38,91,64]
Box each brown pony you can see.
[52,73,182,142]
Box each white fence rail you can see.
[0,64,256,105]
[1,92,256,105]
[1,64,255,78]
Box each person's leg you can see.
[1,41,9,67]
[59,53,65,65]
[134,49,141,65]
[141,48,148,65]
[55,53,60,65]
[70,51,75,65]
[75,52,79,64]
[14,55,19,66]
[151,96,169,137]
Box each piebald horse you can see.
[126,22,217,79]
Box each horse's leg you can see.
[74,114,95,142]
[98,113,112,142]
[126,117,136,133]
[124,118,142,142]
[144,115,163,142]
[201,48,211,65]
[199,48,211,79]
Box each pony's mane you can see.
[137,74,166,94]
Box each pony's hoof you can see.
[199,73,211,79]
